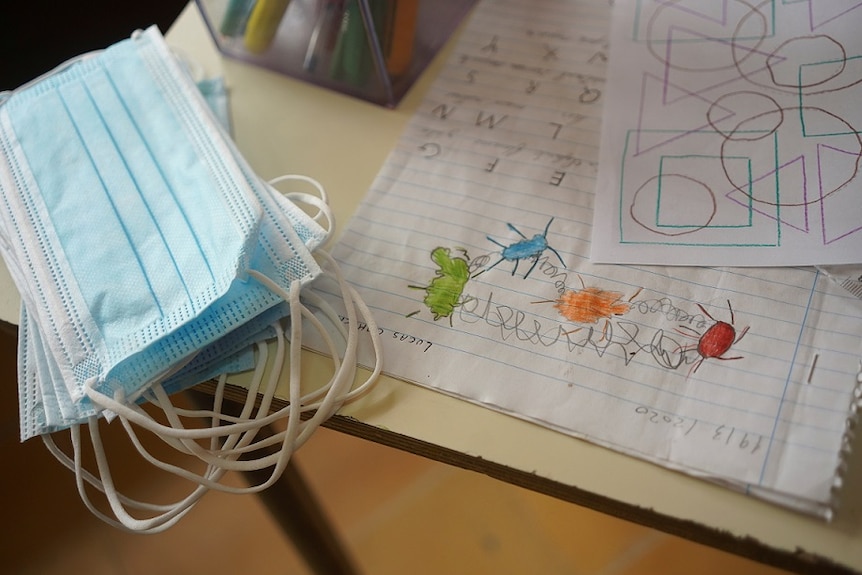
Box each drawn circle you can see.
[720,105,862,207]
[630,174,717,236]
[732,5,862,96]
[766,36,846,90]
[645,0,767,72]
[707,91,783,141]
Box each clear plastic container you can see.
[195,0,477,107]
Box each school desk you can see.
[0,3,859,574]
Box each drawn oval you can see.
[707,91,783,142]
[766,35,846,90]
[630,174,717,236]
[720,105,862,207]
[733,5,862,96]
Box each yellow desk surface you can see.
[0,4,859,573]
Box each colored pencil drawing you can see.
[407,247,473,324]
[477,218,566,279]
[534,276,643,342]
[675,299,750,376]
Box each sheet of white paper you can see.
[591,0,862,266]
[311,0,862,517]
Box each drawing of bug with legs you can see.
[534,275,642,341]
[407,247,472,325]
[675,299,750,375]
[476,217,566,279]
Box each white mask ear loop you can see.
[143,339,275,460]
[240,251,383,451]
[117,334,295,484]
[44,359,280,533]
[153,297,347,460]
[47,342,277,528]
[74,283,303,497]
[113,252,377,466]
[85,417,218,533]
[267,174,334,242]
[44,424,208,534]
[41,432,179,514]
[197,249,384,457]
[81,254,368,441]
[71,251,381,528]
[268,174,329,213]
[62,306,299,532]
[164,305,343,429]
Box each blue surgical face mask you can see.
[196,76,232,133]
[0,26,325,439]
[1,26,383,535]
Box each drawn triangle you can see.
[818,143,862,243]
[633,73,734,156]
[726,156,810,233]
[808,0,862,31]
[658,0,728,25]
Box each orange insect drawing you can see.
[552,285,642,324]
[534,277,642,338]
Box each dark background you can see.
[1,1,189,90]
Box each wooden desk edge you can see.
[0,316,855,575]
[198,377,859,575]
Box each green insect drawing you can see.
[407,247,471,324]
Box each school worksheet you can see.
[312,0,862,517]
[592,0,862,266]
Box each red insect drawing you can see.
[676,299,750,375]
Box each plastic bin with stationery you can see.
[195,0,478,107]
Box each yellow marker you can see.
[244,0,293,53]
[385,0,418,77]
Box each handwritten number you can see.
[751,435,763,454]
[685,418,697,436]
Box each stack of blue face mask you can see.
[0,27,381,532]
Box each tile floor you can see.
[0,327,791,575]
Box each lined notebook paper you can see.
[312,0,862,517]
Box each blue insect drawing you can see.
[478,218,566,279]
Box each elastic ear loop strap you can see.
[113,304,299,485]
[75,306,299,532]
[78,284,299,531]
[137,254,381,472]
[268,174,330,219]
[81,250,376,441]
[66,253,380,529]
[42,425,203,534]
[41,302,287,531]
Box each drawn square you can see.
[619,129,781,247]
[656,155,753,229]
[800,55,862,137]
